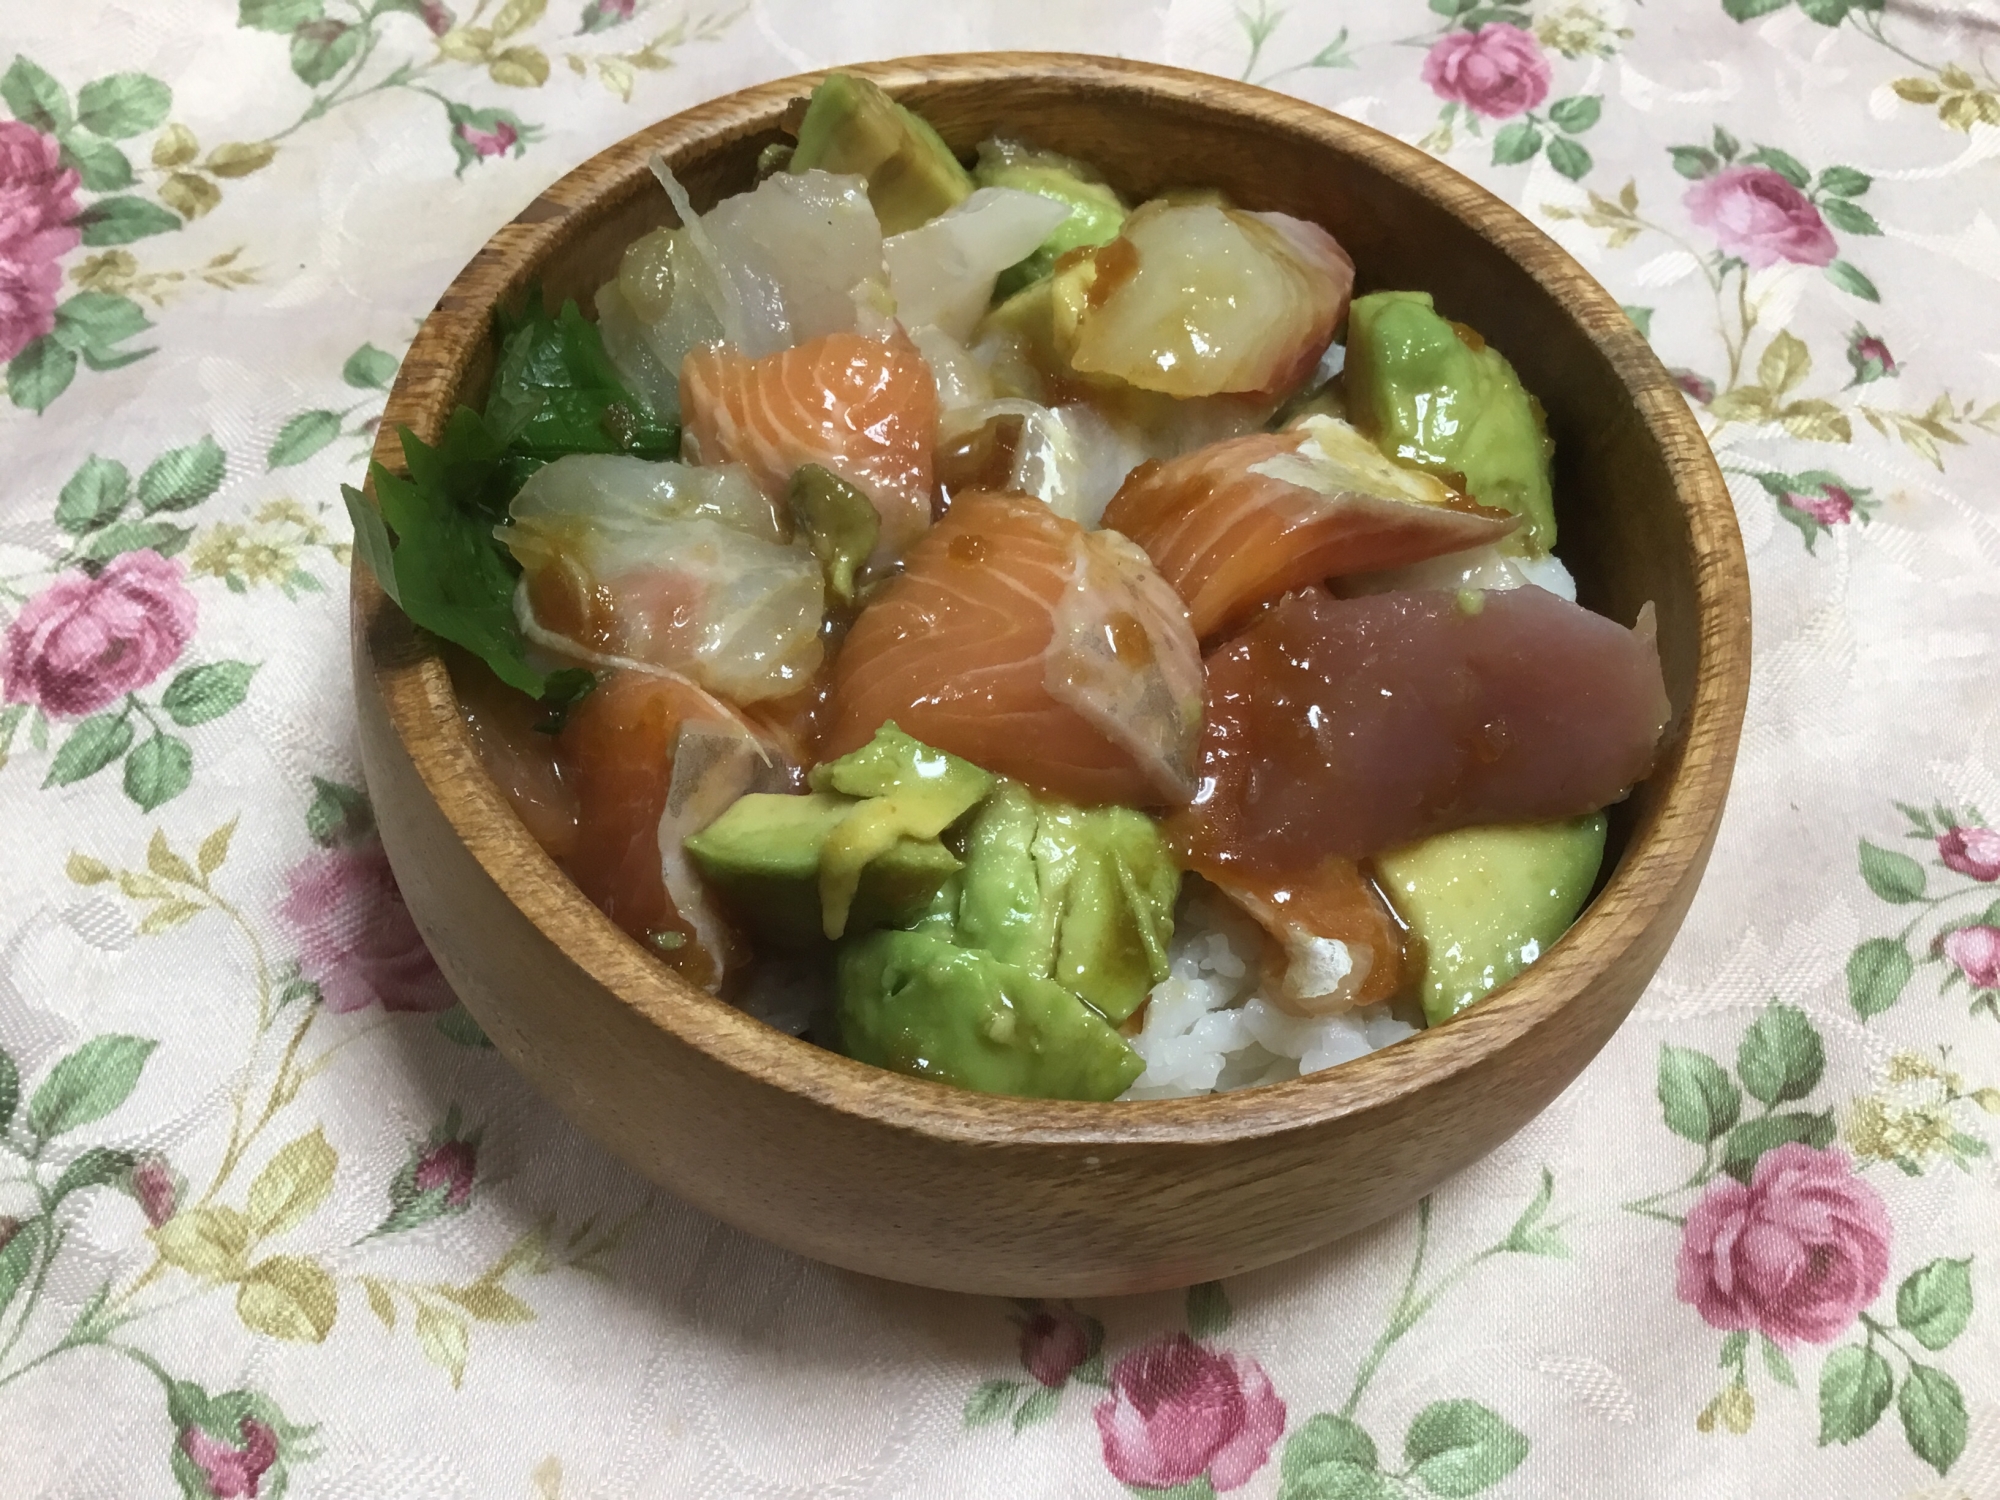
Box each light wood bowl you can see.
[352,53,1749,1296]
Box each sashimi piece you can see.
[452,651,579,863]
[1339,539,1577,602]
[884,187,1070,341]
[504,454,824,704]
[1172,586,1670,872]
[822,492,1203,806]
[648,158,886,359]
[1103,415,1519,639]
[681,329,939,566]
[1052,201,1354,399]
[937,398,1150,528]
[1190,855,1407,1017]
[558,670,790,989]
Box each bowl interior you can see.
[369,54,1744,1144]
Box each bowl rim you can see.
[357,50,1750,1148]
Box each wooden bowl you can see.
[352,53,1750,1295]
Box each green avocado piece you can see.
[684,790,961,947]
[973,138,1128,299]
[1036,805,1179,1026]
[1372,814,1607,1027]
[947,782,1178,1025]
[789,72,972,235]
[1344,290,1558,554]
[954,781,1057,972]
[835,929,1144,1100]
[810,724,995,937]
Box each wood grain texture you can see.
[351,54,1751,1295]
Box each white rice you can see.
[1119,883,1419,1100]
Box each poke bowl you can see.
[349,53,1749,1296]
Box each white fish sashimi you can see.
[503,454,824,703]
[908,324,996,412]
[937,397,1150,528]
[1339,540,1578,600]
[644,157,887,359]
[885,187,1070,341]
[1057,200,1353,398]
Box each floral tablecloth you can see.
[4,1,1999,1495]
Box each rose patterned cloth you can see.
[3,3,1998,1497]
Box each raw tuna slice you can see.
[1103,415,1519,639]
[680,329,939,567]
[822,492,1204,806]
[1171,585,1670,871]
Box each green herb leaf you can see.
[487,291,679,460]
[362,450,544,696]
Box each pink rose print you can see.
[278,842,454,1014]
[1784,485,1855,527]
[0,119,81,363]
[1938,826,2000,882]
[1095,1334,1286,1492]
[1672,369,1717,405]
[1942,925,2000,991]
[1017,1305,1092,1388]
[2,550,197,719]
[1845,326,1896,387]
[179,1417,278,1500]
[1421,24,1552,121]
[131,1153,178,1228]
[414,1137,478,1209]
[460,117,518,159]
[1676,1144,1890,1348]
[1683,165,1838,269]
[579,0,635,30]
[418,0,454,34]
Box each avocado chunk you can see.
[973,138,1128,299]
[947,780,1178,1025]
[1036,804,1178,1026]
[684,790,962,947]
[789,72,973,235]
[810,723,994,937]
[1344,290,1558,554]
[835,929,1143,1100]
[1372,814,1606,1026]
